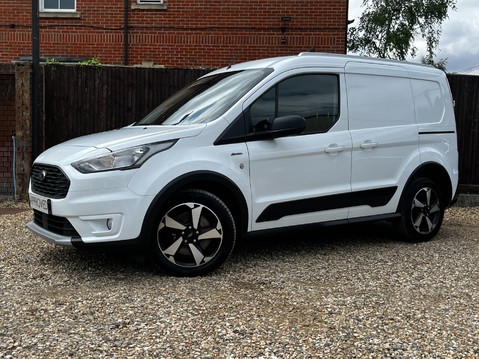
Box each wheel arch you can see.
[140,171,249,242]
[399,162,454,211]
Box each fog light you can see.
[106,218,113,230]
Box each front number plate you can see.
[30,194,49,214]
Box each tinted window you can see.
[249,74,340,134]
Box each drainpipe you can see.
[32,0,40,159]
[345,0,349,54]
[12,133,17,199]
[124,0,129,65]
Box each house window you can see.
[41,0,76,11]
[132,0,166,10]
[137,0,164,4]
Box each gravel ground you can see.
[1,204,479,358]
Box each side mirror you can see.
[249,115,306,141]
[271,115,306,137]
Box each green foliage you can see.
[348,0,457,62]
[421,55,448,70]
[45,58,60,64]
[79,58,101,66]
[44,58,101,66]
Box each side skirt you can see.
[245,212,401,239]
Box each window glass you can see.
[346,73,415,129]
[43,0,58,8]
[135,69,272,126]
[250,87,276,131]
[411,79,445,124]
[249,74,340,134]
[42,0,75,10]
[62,0,75,9]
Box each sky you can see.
[348,0,479,74]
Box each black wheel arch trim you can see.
[398,161,455,211]
[140,171,249,241]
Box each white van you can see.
[27,53,459,276]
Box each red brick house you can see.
[0,0,349,67]
[0,0,349,197]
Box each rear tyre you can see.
[395,178,444,242]
[148,189,236,276]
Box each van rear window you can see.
[411,79,445,124]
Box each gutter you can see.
[124,0,129,65]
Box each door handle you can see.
[360,141,379,150]
[324,144,345,154]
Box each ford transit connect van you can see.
[27,53,459,276]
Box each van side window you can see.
[411,79,445,124]
[249,74,340,134]
[346,73,415,129]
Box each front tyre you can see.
[395,178,444,242]
[149,189,236,276]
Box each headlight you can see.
[72,140,176,173]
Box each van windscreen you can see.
[135,69,272,126]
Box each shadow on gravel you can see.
[38,220,402,277]
[39,244,155,278]
[234,220,401,255]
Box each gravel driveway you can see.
[1,205,478,358]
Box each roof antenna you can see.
[227,54,240,69]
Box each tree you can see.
[348,0,456,64]
[420,55,448,70]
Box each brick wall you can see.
[0,71,15,196]
[0,0,348,67]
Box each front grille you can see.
[31,164,70,199]
[33,210,79,237]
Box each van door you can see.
[246,72,353,231]
[345,63,421,219]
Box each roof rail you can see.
[297,52,347,58]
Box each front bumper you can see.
[26,220,76,246]
[27,186,155,245]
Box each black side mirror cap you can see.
[271,115,306,135]
[246,115,306,141]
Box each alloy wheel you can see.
[410,187,441,235]
[157,202,223,268]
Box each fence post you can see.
[14,62,33,198]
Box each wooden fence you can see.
[447,74,479,191]
[42,65,210,149]
[41,65,479,190]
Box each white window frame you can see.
[40,0,76,12]
[137,0,164,4]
